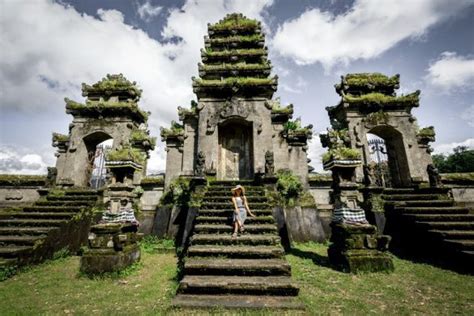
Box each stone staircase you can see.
[0,189,98,270]
[383,187,474,272]
[172,180,303,310]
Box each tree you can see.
[432,146,474,173]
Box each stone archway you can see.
[83,132,113,188]
[217,120,254,180]
[366,126,410,187]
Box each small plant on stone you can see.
[276,170,303,206]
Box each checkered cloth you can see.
[332,208,368,224]
[102,210,138,224]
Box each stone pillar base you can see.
[328,223,394,273]
[80,223,141,275]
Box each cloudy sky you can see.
[1,0,473,175]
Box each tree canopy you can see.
[432,146,474,173]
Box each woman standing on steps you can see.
[231,185,256,238]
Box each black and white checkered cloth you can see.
[332,208,368,224]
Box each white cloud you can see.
[307,133,326,173]
[0,0,273,174]
[0,146,49,175]
[137,1,163,22]
[433,138,474,154]
[272,0,474,69]
[425,52,474,92]
[280,76,308,94]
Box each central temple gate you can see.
[218,121,253,180]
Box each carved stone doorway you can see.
[218,121,253,180]
[366,126,410,187]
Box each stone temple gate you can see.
[322,73,435,187]
[53,74,155,187]
[161,13,313,187]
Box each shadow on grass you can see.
[289,247,330,268]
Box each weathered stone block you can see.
[80,244,141,275]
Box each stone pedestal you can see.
[328,223,393,273]
[325,159,394,273]
[80,223,141,275]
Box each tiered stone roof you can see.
[328,73,420,117]
[65,74,148,123]
[193,13,277,98]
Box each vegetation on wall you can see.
[432,146,474,173]
[203,48,267,57]
[160,177,191,207]
[0,175,47,186]
[106,147,146,165]
[209,34,264,44]
[343,91,419,107]
[160,121,185,139]
[130,129,156,147]
[344,73,400,87]
[208,14,259,30]
[417,126,436,138]
[322,147,361,164]
[193,77,276,87]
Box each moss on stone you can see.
[209,34,264,44]
[441,172,474,184]
[209,13,259,30]
[200,62,270,71]
[130,129,156,147]
[141,177,165,186]
[366,110,389,125]
[308,173,332,182]
[160,121,185,140]
[52,133,69,143]
[417,126,435,138]
[345,73,400,87]
[81,73,142,99]
[203,48,267,57]
[322,147,361,164]
[193,76,276,87]
[65,98,149,122]
[0,174,47,186]
[106,147,146,165]
[343,91,419,107]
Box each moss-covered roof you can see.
[342,91,420,108]
[82,74,142,100]
[65,98,149,123]
[160,121,185,141]
[195,13,275,98]
[0,174,47,186]
[336,73,400,96]
[130,129,156,149]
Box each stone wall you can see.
[138,178,164,234]
[0,175,46,209]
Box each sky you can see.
[1,0,473,175]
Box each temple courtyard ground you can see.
[1,240,473,315]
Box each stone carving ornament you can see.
[206,97,251,133]
[264,150,274,176]
[195,151,206,176]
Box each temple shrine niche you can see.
[161,13,313,187]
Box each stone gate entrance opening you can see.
[366,126,410,187]
[218,121,253,180]
[88,138,113,189]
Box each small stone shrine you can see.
[161,13,313,187]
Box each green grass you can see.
[1,242,473,315]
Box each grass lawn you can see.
[0,242,473,315]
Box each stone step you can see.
[207,186,264,192]
[209,180,256,186]
[383,187,450,195]
[415,221,474,230]
[204,191,265,197]
[184,258,291,276]
[201,202,270,209]
[188,245,284,259]
[191,234,281,246]
[402,214,474,222]
[195,216,275,225]
[395,206,469,215]
[0,258,18,268]
[23,206,85,213]
[0,219,68,227]
[198,209,273,216]
[47,195,98,201]
[202,196,268,203]
[0,235,45,246]
[428,230,474,240]
[443,239,474,251]
[0,246,33,258]
[1,212,77,220]
[386,200,454,207]
[382,194,443,201]
[36,200,94,206]
[194,224,277,234]
[0,227,57,236]
[64,190,98,196]
[172,294,305,310]
[178,275,299,296]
